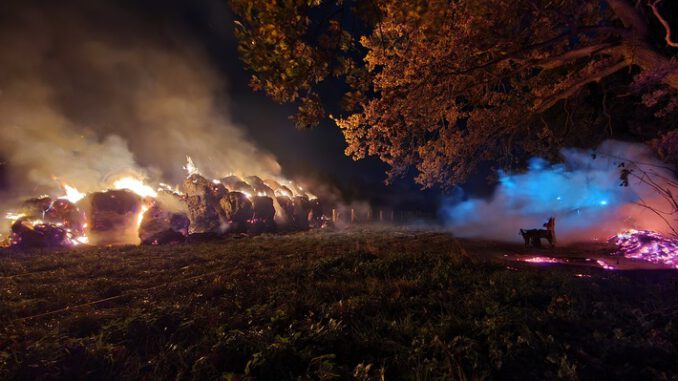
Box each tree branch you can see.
[444,26,626,75]
[534,60,629,112]
[537,43,621,69]
[606,0,648,37]
[627,44,678,88]
[604,1,678,89]
[649,0,678,47]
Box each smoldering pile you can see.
[2,170,326,250]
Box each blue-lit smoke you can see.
[441,141,674,242]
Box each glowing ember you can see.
[611,229,678,268]
[595,259,616,270]
[61,184,86,203]
[113,177,158,198]
[519,256,566,264]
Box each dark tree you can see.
[231,0,677,187]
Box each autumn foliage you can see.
[231,0,677,187]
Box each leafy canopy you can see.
[231,0,678,188]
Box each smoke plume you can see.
[0,1,280,209]
[441,140,677,243]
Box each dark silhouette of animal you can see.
[520,217,556,248]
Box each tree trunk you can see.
[627,43,678,89]
[607,0,678,89]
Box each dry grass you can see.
[1,227,677,380]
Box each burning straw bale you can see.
[221,176,254,196]
[218,191,254,232]
[8,197,86,249]
[278,185,294,197]
[86,189,142,245]
[292,196,311,230]
[183,174,224,234]
[10,218,70,248]
[220,175,242,190]
[139,204,189,245]
[308,199,323,228]
[245,176,274,197]
[20,196,52,219]
[250,196,276,232]
[275,196,295,229]
[45,199,85,235]
[264,178,282,192]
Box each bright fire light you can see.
[595,259,616,270]
[137,204,149,228]
[61,184,86,203]
[184,156,200,177]
[113,177,158,198]
[5,212,26,221]
[73,236,89,245]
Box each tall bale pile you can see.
[308,199,324,228]
[183,174,224,234]
[263,179,282,193]
[221,176,255,196]
[245,176,274,197]
[218,191,254,232]
[221,175,242,190]
[275,196,295,230]
[292,196,311,230]
[250,196,276,233]
[86,189,142,245]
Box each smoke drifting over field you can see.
[0,1,280,209]
[442,141,677,242]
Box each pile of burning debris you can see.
[514,229,678,270]
[2,159,325,250]
[610,229,678,268]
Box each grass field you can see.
[1,227,677,380]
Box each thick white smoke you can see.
[441,140,677,243]
[0,1,281,212]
